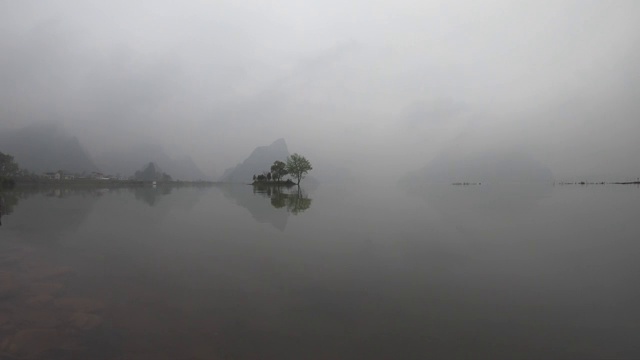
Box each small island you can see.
[252,179,297,187]
[452,182,481,186]
[249,153,312,187]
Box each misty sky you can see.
[1,1,639,180]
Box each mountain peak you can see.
[0,123,98,173]
[220,139,291,183]
[271,138,287,148]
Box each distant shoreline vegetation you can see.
[447,181,640,186]
[1,151,217,190]
[10,179,216,189]
[556,180,640,185]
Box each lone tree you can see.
[286,153,312,185]
[270,160,288,182]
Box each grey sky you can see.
[1,0,639,180]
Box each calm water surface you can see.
[1,183,639,359]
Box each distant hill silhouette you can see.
[95,144,209,180]
[133,162,171,182]
[220,139,290,183]
[402,148,554,185]
[0,124,98,173]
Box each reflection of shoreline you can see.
[13,180,216,188]
[0,188,103,243]
[1,183,214,210]
[0,187,107,216]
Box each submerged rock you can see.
[28,266,74,280]
[55,297,105,313]
[69,312,103,331]
[18,309,63,328]
[0,311,11,327]
[0,271,19,299]
[0,254,25,266]
[1,328,80,357]
[29,282,65,296]
[26,294,54,306]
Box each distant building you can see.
[44,172,61,180]
[43,171,77,181]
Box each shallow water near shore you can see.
[1,183,639,359]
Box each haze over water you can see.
[2,1,640,359]
[1,183,639,359]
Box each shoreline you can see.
[2,180,217,191]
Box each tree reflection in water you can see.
[0,191,28,218]
[252,184,312,214]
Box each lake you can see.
[1,183,639,359]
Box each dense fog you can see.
[2,1,639,181]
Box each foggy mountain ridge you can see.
[0,123,211,180]
[401,147,555,185]
[0,123,98,174]
[94,143,211,181]
[133,162,168,181]
[0,123,313,183]
[220,138,290,183]
[218,138,350,185]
